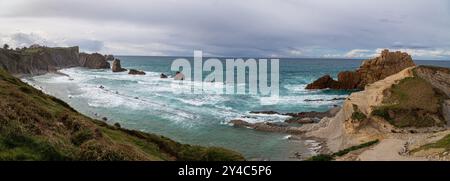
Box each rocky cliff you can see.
[79,53,110,69]
[0,46,111,76]
[0,46,80,76]
[306,49,416,90]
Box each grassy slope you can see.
[416,134,450,152]
[371,76,446,128]
[0,68,244,161]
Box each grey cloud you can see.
[9,33,56,47]
[1,0,450,59]
[65,39,104,52]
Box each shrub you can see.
[372,107,391,121]
[351,104,367,121]
[71,130,94,146]
[307,154,334,161]
[0,133,69,161]
[332,140,379,157]
[351,111,367,121]
[306,140,379,161]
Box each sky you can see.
[0,0,450,60]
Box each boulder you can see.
[111,59,127,72]
[306,49,415,90]
[79,53,110,69]
[129,69,146,75]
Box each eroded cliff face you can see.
[0,46,80,76]
[0,46,111,76]
[306,49,416,90]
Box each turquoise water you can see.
[23,57,450,160]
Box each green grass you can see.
[351,112,367,121]
[413,134,450,153]
[306,140,379,161]
[332,140,379,157]
[0,68,245,161]
[307,154,334,161]
[0,132,70,161]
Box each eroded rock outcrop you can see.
[79,53,110,69]
[111,59,127,72]
[306,49,415,90]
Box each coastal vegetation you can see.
[414,134,450,153]
[351,104,367,121]
[372,76,446,128]
[0,68,245,161]
[307,140,379,161]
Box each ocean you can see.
[23,57,450,160]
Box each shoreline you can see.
[22,68,318,161]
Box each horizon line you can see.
[113,54,450,62]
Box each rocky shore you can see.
[229,50,450,161]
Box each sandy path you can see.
[357,139,426,161]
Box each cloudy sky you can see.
[1,0,449,59]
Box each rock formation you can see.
[79,53,110,69]
[128,69,146,75]
[306,49,415,90]
[111,59,127,72]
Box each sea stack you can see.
[306,49,415,90]
[111,59,127,72]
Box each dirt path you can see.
[357,138,426,161]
